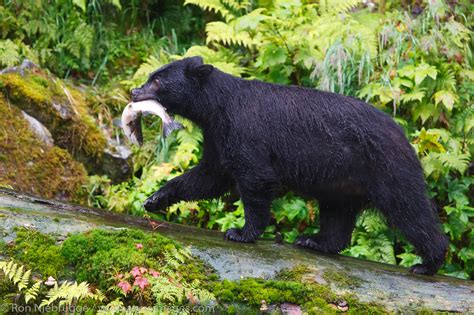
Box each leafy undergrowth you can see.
[0,227,389,314]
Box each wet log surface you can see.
[0,189,472,312]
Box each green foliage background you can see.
[1,0,472,279]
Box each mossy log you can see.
[0,188,473,313]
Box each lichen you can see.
[0,71,107,169]
[0,97,87,201]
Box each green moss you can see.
[0,239,6,254]
[0,73,52,113]
[209,265,389,314]
[0,97,87,201]
[323,269,363,289]
[277,265,312,281]
[61,228,207,290]
[212,278,317,306]
[9,227,66,277]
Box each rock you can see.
[101,139,133,183]
[21,111,54,147]
[280,303,302,315]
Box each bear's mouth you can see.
[131,93,158,103]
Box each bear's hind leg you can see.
[296,198,363,254]
[371,186,448,275]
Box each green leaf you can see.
[261,44,287,67]
[400,90,425,103]
[414,63,437,85]
[235,9,266,31]
[412,102,437,124]
[433,90,456,111]
[459,69,474,81]
[109,0,122,10]
[72,0,87,12]
[397,65,416,79]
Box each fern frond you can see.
[66,22,94,59]
[25,281,42,303]
[183,46,245,76]
[150,276,185,304]
[18,269,31,291]
[39,281,101,308]
[0,39,21,67]
[319,0,364,14]
[221,0,250,11]
[13,265,25,286]
[184,0,235,21]
[206,21,253,47]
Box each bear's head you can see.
[131,56,214,118]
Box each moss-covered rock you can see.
[0,71,106,158]
[0,97,87,201]
[0,69,132,184]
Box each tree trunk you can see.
[0,189,472,313]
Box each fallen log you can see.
[0,188,472,313]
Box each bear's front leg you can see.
[143,163,231,212]
[224,191,272,243]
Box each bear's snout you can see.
[131,88,141,100]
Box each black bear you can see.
[132,56,448,275]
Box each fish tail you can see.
[163,120,184,137]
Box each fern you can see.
[121,52,171,90]
[25,281,42,304]
[206,21,253,47]
[67,21,94,59]
[184,0,235,21]
[0,260,30,290]
[150,276,186,304]
[39,281,104,308]
[0,39,20,67]
[0,260,41,303]
[318,0,365,14]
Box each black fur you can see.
[132,56,448,276]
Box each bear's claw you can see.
[295,235,323,250]
[143,192,169,212]
[143,197,157,212]
[409,264,436,276]
[224,228,256,243]
[295,235,340,254]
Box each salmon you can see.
[121,100,183,145]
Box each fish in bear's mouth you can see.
[121,99,183,146]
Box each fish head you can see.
[130,56,214,116]
[121,104,143,146]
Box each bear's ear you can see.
[189,56,204,65]
[187,64,214,78]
